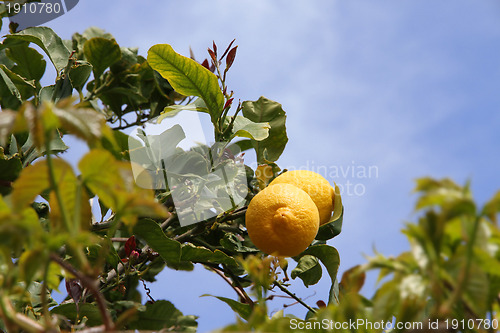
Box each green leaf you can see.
[83,37,121,78]
[202,295,252,320]
[6,43,46,82]
[133,218,182,265]
[128,300,184,330]
[180,243,239,267]
[0,64,22,102]
[291,255,322,287]
[68,61,92,90]
[79,150,167,225]
[0,150,22,195]
[11,159,51,210]
[51,303,102,327]
[231,116,270,141]
[157,98,209,122]
[19,248,46,286]
[7,27,70,73]
[20,131,68,166]
[299,244,340,304]
[147,44,224,124]
[241,97,288,163]
[482,190,500,222]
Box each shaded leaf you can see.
[51,303,102,327]
[83,37,121,78]
[315,206,344,241]
[68,61,92,90]
[291,255,322,287]
[7,27,70,72]
[128,300,185,330]
[180,243,238,267]
[133,218,181,265]
[6,43,46,82]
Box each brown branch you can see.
[49,254,115,331]
[273,281,317,314]
[207,265,253,305]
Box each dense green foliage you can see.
[0,22,499,333]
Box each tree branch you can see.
[273,281,317,314]
[50,254,115,331]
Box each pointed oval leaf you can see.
[242,97,288,163]
[7,27,70,73]
[68,61,92,90]
[201,295,252,320]
[291,254,322,287]
[147,44,224,124]
[6,44,46,82]
[133,218,181,265]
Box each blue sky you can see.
[3,1,500,331]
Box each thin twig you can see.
[50,254,115,331]
[160,213,177,230]
[273,281,317,314]
[207,265,253,305]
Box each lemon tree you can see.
[0,24,345,332]
[2,20,498,333]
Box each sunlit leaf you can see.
[0,64,22,103]
[230,116,270,141]
[79,150,168,224]
[148,44,224,124]
[241,97,288,163]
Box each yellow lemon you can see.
[245,183,320,257]
[269,170,334,225]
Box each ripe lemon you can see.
[269,170,334,225]
[245,183,320,257]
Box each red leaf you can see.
[201,59,210,70]
[212,41,218,57]
[66,279,83,305]
[124,236,136,257]
[220,39,236,60]
[226,46,238,70]
[224,98,234,110]
[316,300,327,308]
